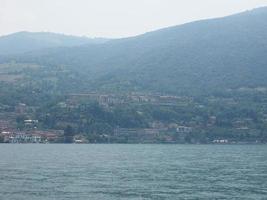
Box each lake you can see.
[0,144,266,200]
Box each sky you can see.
[0,0,267,38]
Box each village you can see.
[66,92,193,107]
[0,92,264,144]
[0,118,196,144]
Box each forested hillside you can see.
[1,7,266,95]
[0,31,109,55]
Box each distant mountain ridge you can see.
[0,31,109,55]
[1,7,267,95]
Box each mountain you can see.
[1,7,267,95]
[0,31,109,55]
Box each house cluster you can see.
[67,92,191,107]
[212,139,229,144]
[0,130,63,143]
[24,119,39,128]
[0,120,11,131]
[232,118,253,130]
[114,127,164,143]
[113,123,193,143]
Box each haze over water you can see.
[0,144,266,200]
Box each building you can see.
[114,127,166,143]
[1,130,63,143]
[176,126,192,133]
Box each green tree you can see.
[0,135,4,143]
[64,125,74,143]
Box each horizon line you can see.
[0,5,266,39]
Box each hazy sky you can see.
[0,0,267,38]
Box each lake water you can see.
[0,144,266,200]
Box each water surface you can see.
[0,144,266,200]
